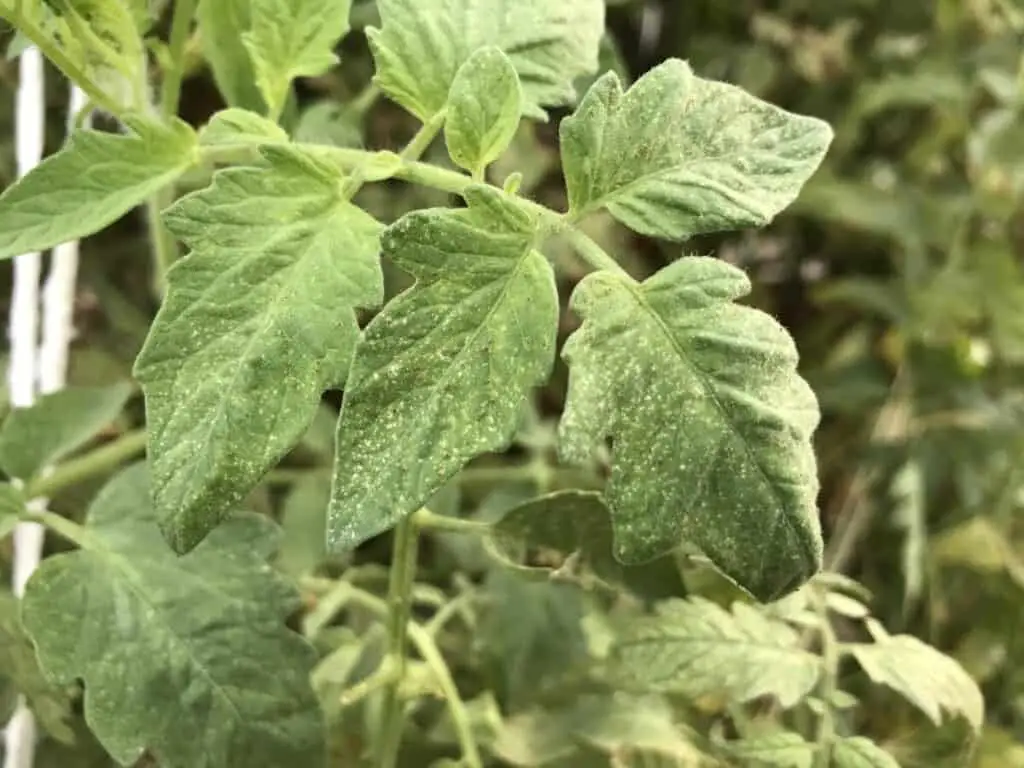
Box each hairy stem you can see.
[25,430,147,501]
[160,0,198,116]
[812,590,840,767]
[378,516,421,768]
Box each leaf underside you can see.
[559,256,822,601]
[135,145,383,553]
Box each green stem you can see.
[160,0,198,116]
[378,516,421,768]
[146,192,179,297]
[344,585,483,768]
[555,221,630,277]
[338,659,400,708]
[19,508,97,550]
[350,83,381,116]
[25,430,147,501]
[400,110,447,161]
[813,591,840,768]
[0,8,125,118]
[412,508,490,535]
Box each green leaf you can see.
[831,738,900,768]
[0,591,75,744]
[196,0,265,111]
[0,117,196,260]
[559,256,822,601]
[560,58,833,240]
[0,383,132,480]
[445,46,523,176]
[0,483,25,541]
[243,0,353,118]
[277,471,331,578]
[368,0,604,121]
[20,464,326,768]
[849,635,984,730]
[723,731,814,768]
[135,146,383,554]
[328,185,557,550]
[608,597,820,708]
[198,108,289,148]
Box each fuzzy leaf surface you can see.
[244,0,353,118]
[328,185,557,549]
[849,635,984,730]
[368,0,604,121]
[831,738,900,768]
[0,383,132,480]
[608,597,820,708]
[196,0,265,111]
[20,464,326,768]
[135,146,383,553]
[561,58,833,240]
[559,256,822,601]
[0,117,196,260]
[445,46,523,176]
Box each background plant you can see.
[0,1,1010,767]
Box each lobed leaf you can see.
[559,256,822,601]
[328,185,557,550]
[849,635,984,731]
[243,0,353,119]
[608,596,821,708]
[561,59,833,240]
[831,738,900,768]
[0,383,133,480]
[135,146,383,553]
[198,108,289,148]
[368,0,604,121]
[20,464,326,768]
[722,731,814,768]
[445,46,523,176]
[196,0,265,111]
[0,116,196,261]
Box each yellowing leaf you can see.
[243,0,354,118]
[0,116,196,261]
[368,0,604,121]
[135,146,383,553]
[327,185,557,549]
[849,635,984,731]
[559,256,822,601]
[561,59,833,240]
[609,597,821,708]
[21,464,325,768]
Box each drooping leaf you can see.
[0,383,133,480]
[559,256,822,601]
[445,46,523,176]
[198,108,289,148]
[135,146,383,554]
[722,731,814,768]
[243,0,353,119]
[20,463,326,768]
[196,0,265,111]
[367,0,604,121]
[0,591,75,744]
[608,597,821,708]
[560,58,833,240]
[849,635,984,730]
[328,185,557,550]
[831,738,900,768]
[0,117,196,261]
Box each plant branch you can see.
[378,515,421,768]
[338,659,400,708]
[412,508,490,535]
[159,0,198,116]
[344,585,483,768]
[812,589,840,768]
[25,430,147,500]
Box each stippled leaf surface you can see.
[849,635,984,730]
[368,0,604,121]
[0,117,196,260]
[445,46,523,176]
[328,185,557,550]
[135,146,383,553]
[723,731,814,767]
[831,738,900,768]
[0,383,132,480]
[198,108,289,148]
[244,0,353,118]
[196,0,264,111]
[608,597,820,708]
[20,464,325,768]
[561,59,833,240]
[559,256,822,601]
